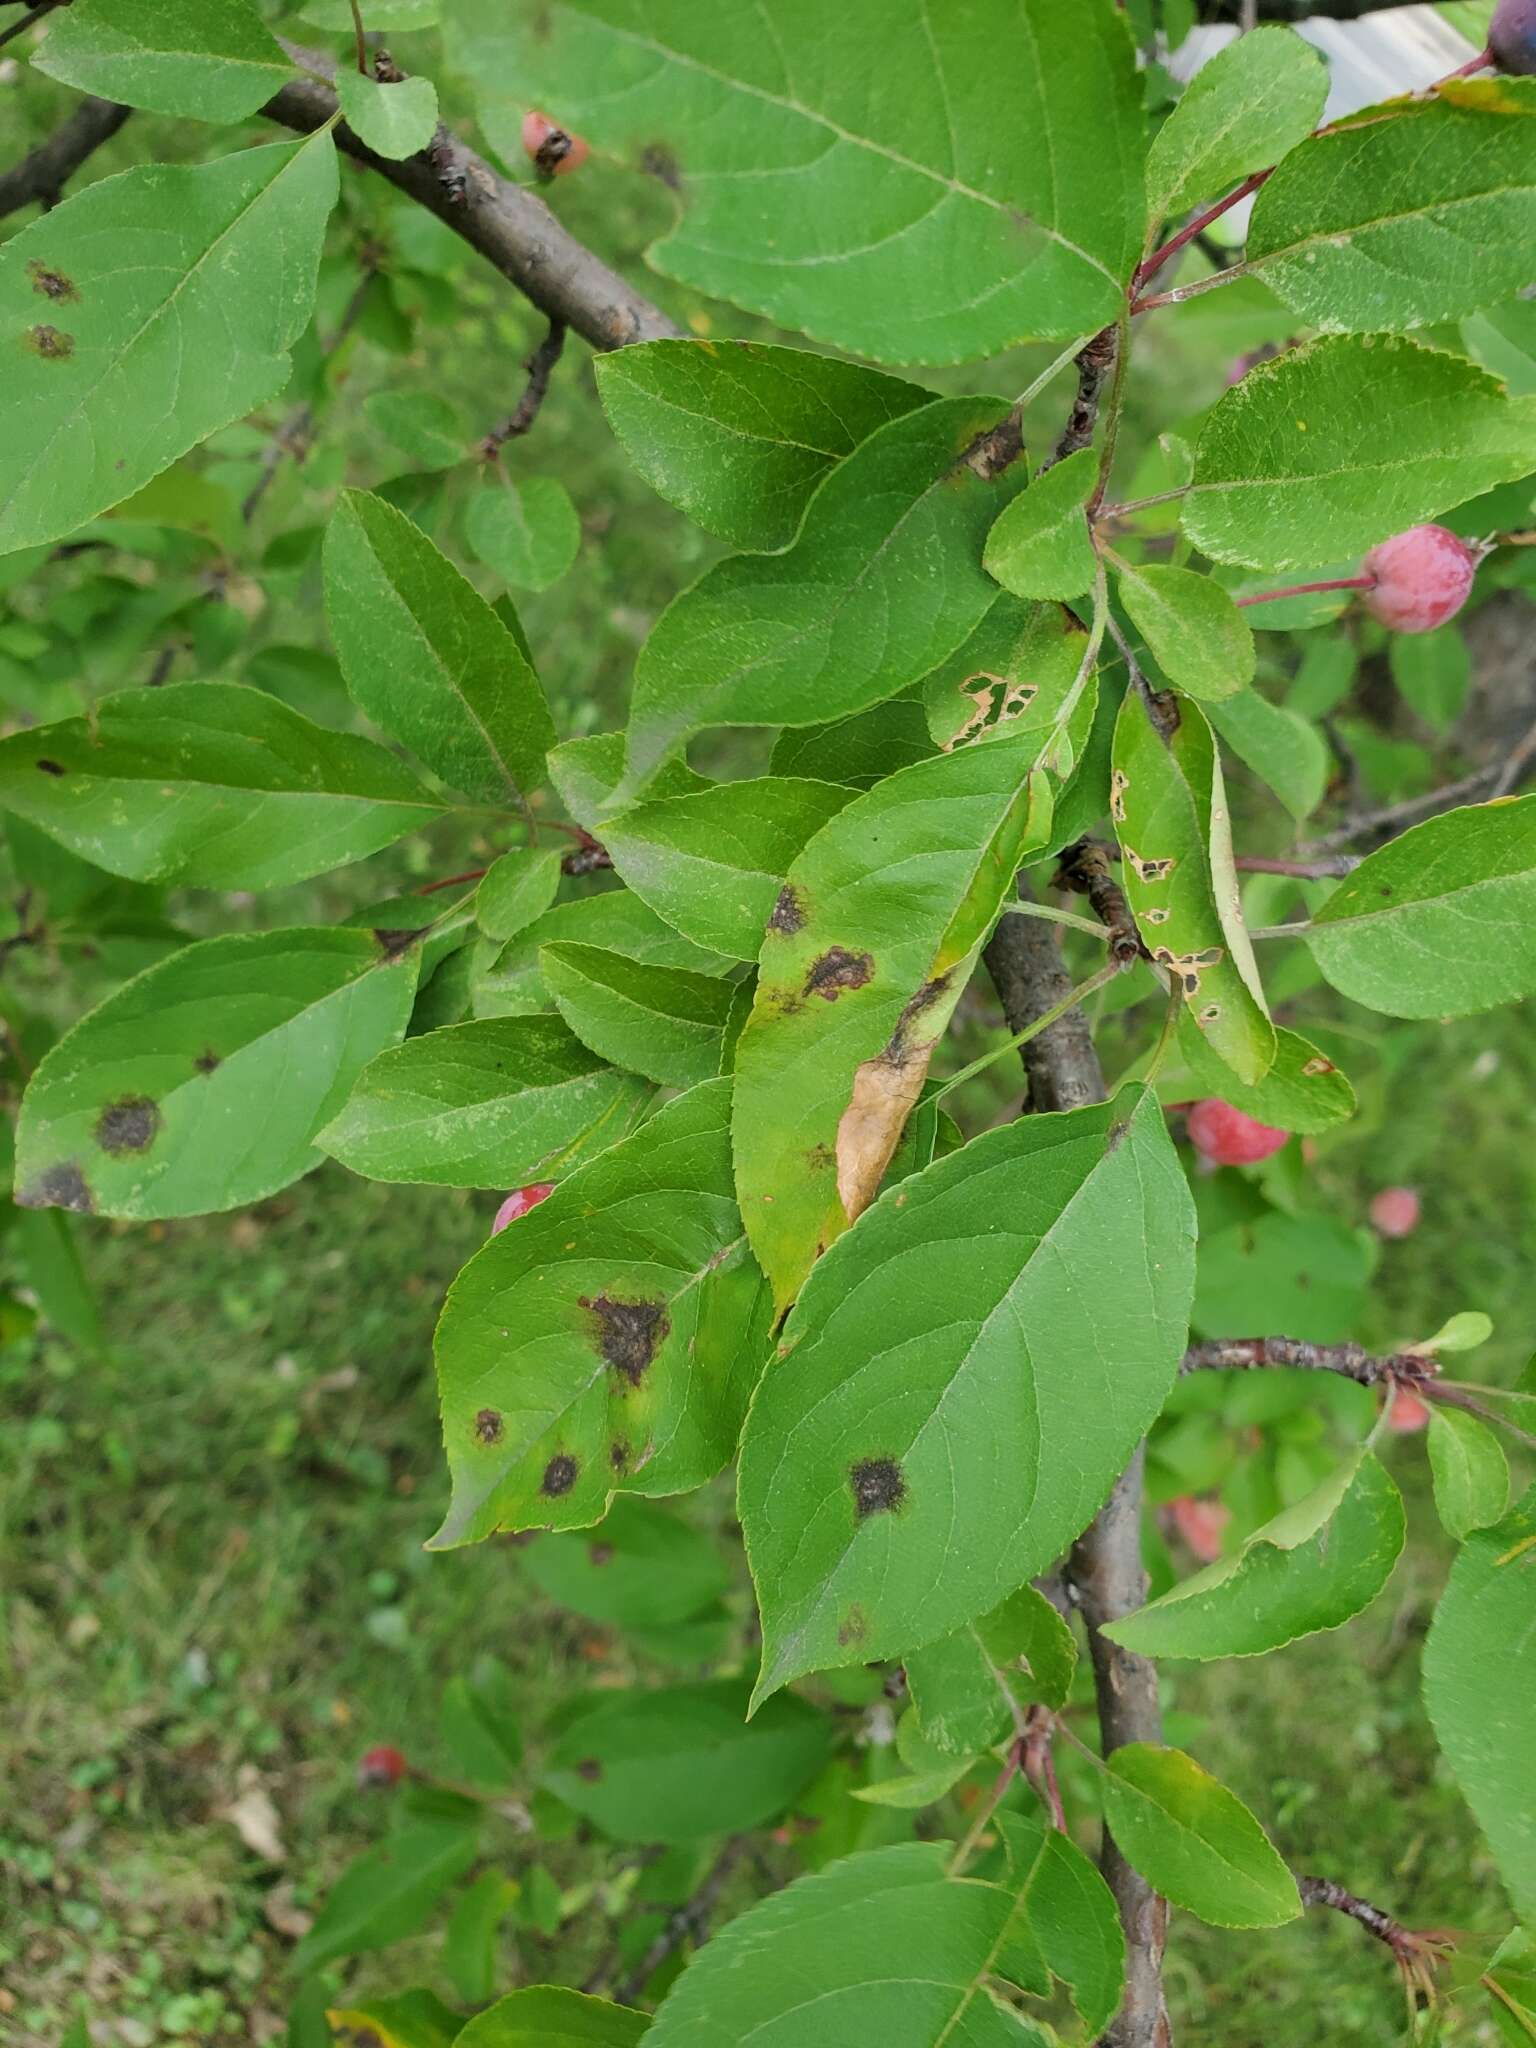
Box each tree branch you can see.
[983,879,1169,2048]
[1297,1875,1454,1997]
[1182,1336,1436,1389]
[263,49,681,355]
[1045,325,1120,472]
[481,318,568,455]
[0,95,131,221]
[614,1835,751,2004]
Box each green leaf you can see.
[458,1988,648,2048]
[772,698,936,788]
[1246,83,1536,333]
[594,340,930,552]
[1101,1745,1301,1929]
[324,489,555,806]
[1112,690,1275,1085]
[1146,27,1327,220]
[542,1681,830,1844]
[301,0,438,23]
[1207,688,1329,822]
[621,398,1030,799]
[648,1842,1049,2044]
[474,891,729,1021]
[366,390,469,471]
[1173,1013,1356,1136]
[15,928,418,1220]
[1391,626,1471,734]
[1193,1210,1372,1343]
[541,943,738,1087]
[0,682,442,889]
[600,776,858,963]
[325,1989,465,2048]
[1423,1484,1536,1919]
[921,593,1100,763]
[464,478,582,595]
[519,1497,728,1628]
[732,734,1057,1308]
[294,1820,480,1972]
[995,1813,1124,2038]
[443,1872,519,2008]
[1116,562,1256,703]
[1185,336,1536,572]
[475,847,564,943]
[30,0,293,122]
[907,1584,1077,1756]
[451,0,1145,365]
[548,733,710,835]
[335,69,441,161]
[1428,1408,1510,1542]
[12,1207,101,1353]
[1305,797,1536,1018]
[318,1016,649,1190]
[982,449,1100,600]
[432,1079,771,1545]
[0,134,337,553]
[440,1661,523,1789]
[1414,1309,1495,1355]
[740,1088,1195,1699]
[1103,1450,1404,1659]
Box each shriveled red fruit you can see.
[357,1744,407,1788]
[522,110,590,178]
[1385,1387,1431,1434]
[1369,1186,1422,1239]
[492,1182,555,1234]
[1362,525,1478,635]
[1491,0,1536,75]
[1186,1098,1290,1167]
[1171,1493,1231,1564]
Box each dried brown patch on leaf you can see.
[768,885,807,936]
[17,1161,92,1213]
[27,261,78,302]
[943,670,1039,752]
[27,325,74,360]
[835,1045,934,1226]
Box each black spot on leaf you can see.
[26,260,78,302]
[17,1161,92,1213]
[474,1408,503,1445]
[35,758,65,776]
[373,926,419,959]
[581,1295,669,1386]
[768,885,806,936]
[609,1439,630,1471]
[574,1756,602,1782]
[588,1542,614,1566]
[27,325,74,361]
[639,142,682,189]
[803,947,874,1002]
[541,1452,578,1496]
[194,1049,221,1075]
[850,1456,906,1518]
[94,1096,160,1156]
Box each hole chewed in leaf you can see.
[944,671,1038,751]
[94,1096,161,1156]
[803,947,874,1003]
[850,1456,906,1519]
[474,1408,504,1445]
[581,1295,669,1386]
[18,1161,92,1213]
[541,1452,579,1497]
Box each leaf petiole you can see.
[936,958,1124,1103]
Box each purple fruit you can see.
[1491,0,1536,75]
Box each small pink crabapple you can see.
[1491,0,1536,76]
[1186,1099,1291,1167]
[1361,525,1480,636]
[1171,1494,1231,1564]
[1369,1187,1422,1240]
[1386,1387,1432,1434]
[522,110,590,178]
[357,1744,408,1789]
[491,1182,555,1234]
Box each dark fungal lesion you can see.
[27,325,75,361]
[474,1408,504,1445]
[768,885,806,936]
[581,1294,669,1386]
[94,1096,161,1156]
[541,1452,578,1497]
[803,946,874,1002]
[849,1456,906,1519]
[27,260,78,303]
[16,1161,93,1213]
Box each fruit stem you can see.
[1235,576,1375,608]
[348,0,368,75]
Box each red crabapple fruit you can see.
[1361,525,1478,635]
[492,1182,555,1234]
[1171,1494,1231,1564]
[1186,1099,1290,1167]
[522,110,590,177]
[357,1744,408,1789]
[1386,1387,1431,1434]
[1369,1187,1422,1239]
[1491,0,1536,75]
